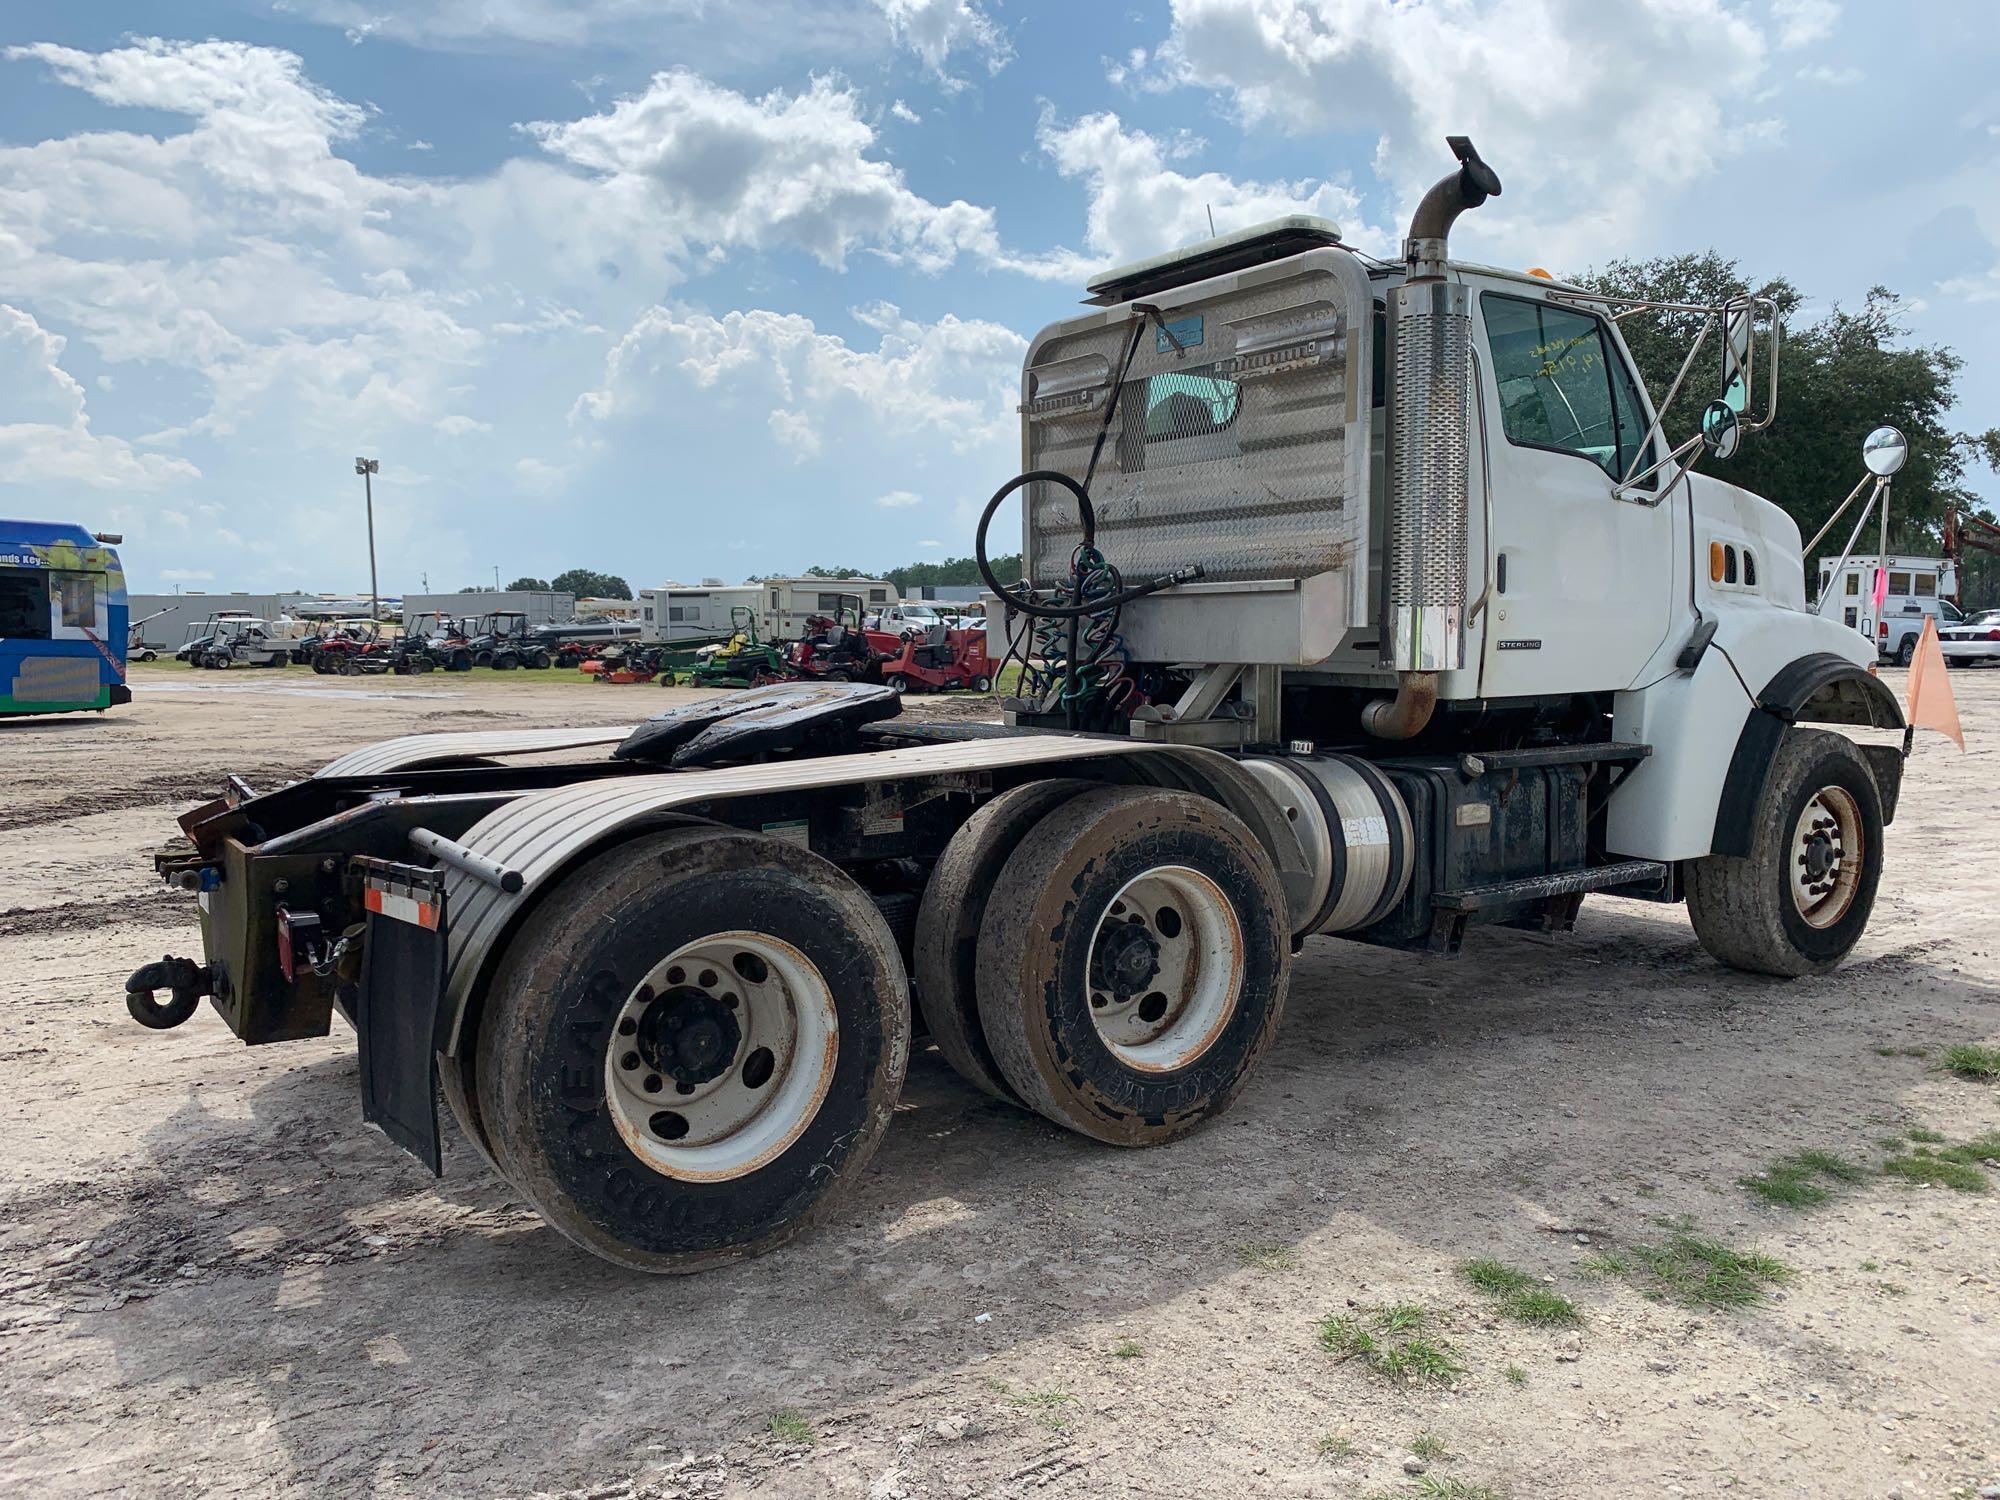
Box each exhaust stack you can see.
[1367,137,1500,740]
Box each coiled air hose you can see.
[974,311,1206,728]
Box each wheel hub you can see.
[1091,920,1161,999]
[637,987,742,1087]
[1788,786,1862,929]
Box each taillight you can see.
[1877,622,1888,637]
[1987,628,2000,641]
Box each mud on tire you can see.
[476,825,910,1272]
[974,786,1290,1146]
[1684,727,1885,978]
[912,779,1097,1103]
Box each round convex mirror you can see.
[1862,425,1908,477]
[1700,399,1740,460]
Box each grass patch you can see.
[1410,1431,1448,1462]
[1315,1433,1354,1459]
[1460,1258,1533,1295]
[1503,1287,1582,1327]
[1461,1259,1580,1326]
[1876,1281,1908,1297]
[1906,1127,1946,1144]
[1111,1337,1143,1359]
[768,1411,814,1446]
[1624,1234,1791,1309]
[1415,1480,1503,1500]
[1881,1153,1987,1193]
[1317,1306,1464,1387]
[1933,1131,2000,1165]
[1376,1301,1429,1333]
[1942,1043,2000,1080]
[1504,1364,1528,1387]
[1007,1387,1077,1430]
[1236,1241,1298,1272]
[1741,1150,1868,1208]
[1577,1252,1629,1279]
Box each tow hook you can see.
[125,955,213,1030]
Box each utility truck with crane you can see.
[125,140,1912,1274]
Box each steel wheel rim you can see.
[1086,865,1243,1072]
[603,931,838,1182]
[1789,785,1863,929]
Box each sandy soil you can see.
[1,664,1995,1499]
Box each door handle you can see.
[1496,552,1508,594]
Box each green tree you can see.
[1573,254,1997,565]
[549,568,631,599]
[506,576,551,591]
[886,553,1020,591]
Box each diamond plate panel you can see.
[1024,270,1359,588]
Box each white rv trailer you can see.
[1815,554,1962,664]
[636,583,763,644]
[754,577,899,641]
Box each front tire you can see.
[1684,727,1885,977]
[1894,638,1915,667]
[975,787,1290,1145]
[476,826,911,1272]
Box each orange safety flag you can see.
[1905,618,1965,751]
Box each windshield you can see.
[1967,610,2000,626]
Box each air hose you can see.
[974,310,1206,727]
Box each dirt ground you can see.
[1,665,1995,1500]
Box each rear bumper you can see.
[1939,639,2000,661]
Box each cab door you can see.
[1475,288,1676,697]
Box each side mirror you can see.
[1700,399,1741,460]
[1721,303,1755,415]
[1862,425,1908,477]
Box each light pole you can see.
[354,457,380,622]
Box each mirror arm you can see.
[1803,472,1874,556]
[1812,478,1888,617]
[1621,314,1715,487]
[1616,430,1705,502]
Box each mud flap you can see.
[356,861,447,1176]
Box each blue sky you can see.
[1,0,1994,593]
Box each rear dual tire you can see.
[971,787,1290,1145]
[475,826,910,1273]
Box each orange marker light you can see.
[1709,541,1726,582]
[1526,267,1554,280]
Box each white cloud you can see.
[889,99,922,124]
[1036,109,1369,270]
[525,69,1012,274]
[0,304,199,489]
[434,414,494,436]
[1796,63,1861,85]
[872,0,1012,87]
[514,455,568,491]
[876,489,923,507]
[1142,0,1774,264]
[917,538,944,547]
[573,300,1027,458]
[1771,0,1840,49]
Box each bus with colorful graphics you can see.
[0,521,130,717]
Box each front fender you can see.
[1709,653,1906,856]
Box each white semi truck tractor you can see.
[127,140,1908,1272]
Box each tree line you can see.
[1576,252,1998,605]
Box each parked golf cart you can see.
[127,605,177,663]
[194,617,295,669]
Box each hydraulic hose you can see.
[973,469,1201,619]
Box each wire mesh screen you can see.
[1023,268,1361,588]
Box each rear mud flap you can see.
[356,861,447,1175]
